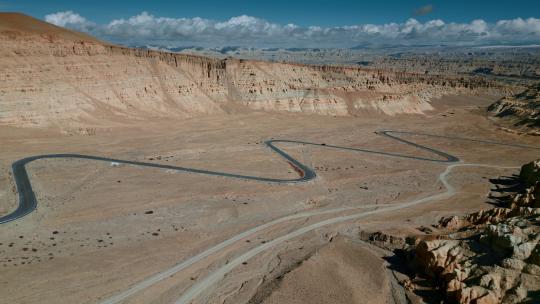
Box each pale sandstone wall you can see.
[0,33,504,130]
[0,35,228,130]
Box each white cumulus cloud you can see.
[45,11,96,32]
[44,11,540,48]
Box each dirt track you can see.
[1,95,540,303]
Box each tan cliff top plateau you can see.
[0,12,106,44]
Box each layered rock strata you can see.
[0,14,506,131]
[403,160,540,304]
[488,83,540,133]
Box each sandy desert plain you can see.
[1,12,540,304]
[0,95,538,304]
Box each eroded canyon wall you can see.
[488,83,540,133]
[0,32,505,131]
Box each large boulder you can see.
[480,224,525,256]
[519,160,540,187]
[414,239,464,278]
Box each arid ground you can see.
[1,94,539,304]
[1,12,540,304]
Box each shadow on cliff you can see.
[487,174,524,207]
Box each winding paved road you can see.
[1,130,475,224]
[2,129,539,304]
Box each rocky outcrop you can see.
[409,215,540,304]
[520,160,540,188]
[359,230,413,251]
[396,160,540,304]
[488,83,540,134]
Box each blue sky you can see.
[3,0,540,48]
[5,0,539,26]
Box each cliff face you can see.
[402,160,540,304]
[0,29,504,131]
[0,34,229,130]
[488,84,540,132]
